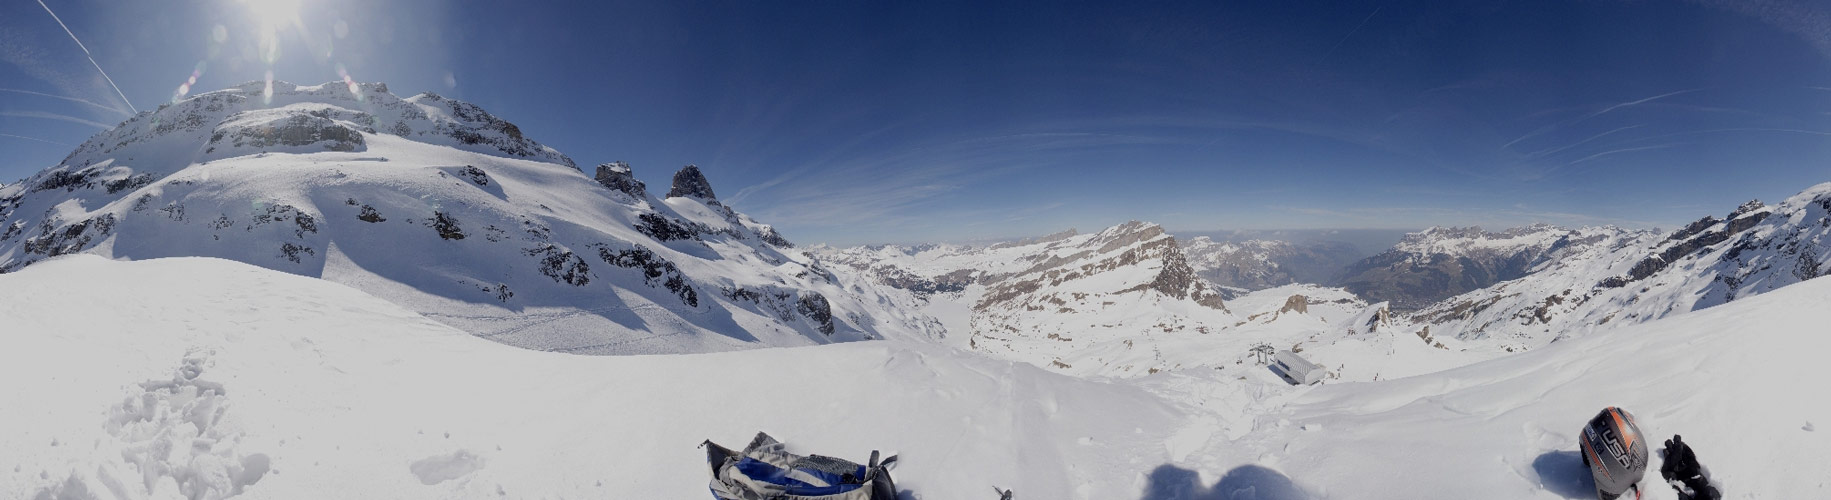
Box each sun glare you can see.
[242,0,303,33]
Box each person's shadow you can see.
[1531,450,1597,499]
[1139,463,1307,500]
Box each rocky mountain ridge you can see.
[0,81,942,354]
[1334,223,1640,310]
[1401,187,1828,346]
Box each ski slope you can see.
[3,255,1827,499]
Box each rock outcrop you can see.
[1280,294,1309,314]
[667,165,716,199]
[594,162,647,200]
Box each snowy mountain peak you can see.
[1405,182,1828,345]
[51,81,573,177]
[0,81,943,354]
[1728,198,1766,219]
[666,164,717,200]
[1393,223,1571,255]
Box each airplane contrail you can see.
[1566,144,1677,166]
[0,133,70,146]
[0,110,112,129]
[1582,88,1700,120]
[36,0,137,114]
[0,87,129,115]
[1319,5,1384,62]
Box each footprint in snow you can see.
[411,450,485,485]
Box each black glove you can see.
[1660,435,1719,500]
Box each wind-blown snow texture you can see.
[0,82,942,354]
[4,253,1826,499]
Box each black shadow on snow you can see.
[1139,463,1307,500]
[1531,450,1596,499]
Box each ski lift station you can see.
[1271,350,1324,385]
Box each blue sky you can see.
[3,0,1830,245]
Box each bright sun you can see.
[242,0,303,33]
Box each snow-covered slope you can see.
[8,248,1828,499]
[817,222,1487,379]
[1407,185,1829,346]
[1337,224,1650,310]
[0,255,1180,499]
[0,81,941,354]
[1144,262,1831,499]
[821,222,1253,377]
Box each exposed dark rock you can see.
[721,285,831,334]
[0,221,22,242]
[526,244,590,286]
[412,92,576,169]
[868,267,976,295]
[593,162,647,199]
[103,174,155,194]
[756,225,793,248]
[22,214,115,257]
[357,205,386,223]
[634,212,697,242]
[1602,202,1772,288]
[30,167,100,193]
[432,211,465,240]
[1280,294,1309,314]
[595,244,698,307]
[796,291,836,335]
[666,164,716,199]
[247,204,318,238]
[278,242,315,263]
[457,165,489,186]
[209,112,365,152]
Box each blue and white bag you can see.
[702,432,898,500]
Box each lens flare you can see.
[263,70,275,105]
[336,64,363,101]
[171,61,208,103]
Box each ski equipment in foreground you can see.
[702,432,898,500]
[1579,406,1649,500]
[1659,434,1720,500]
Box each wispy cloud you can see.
[731,131,1173,230]
[1581,88,1701,120]
[0,132,68,146]
[35,0,136,113]
[1565,143,1681,166]
[0,110,111,129]
[1503,89,1700,151]
[0,87,128,116]
[1524,124,1644,159]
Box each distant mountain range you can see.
[3,80,1826,369]
[1180,237,1364,291]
